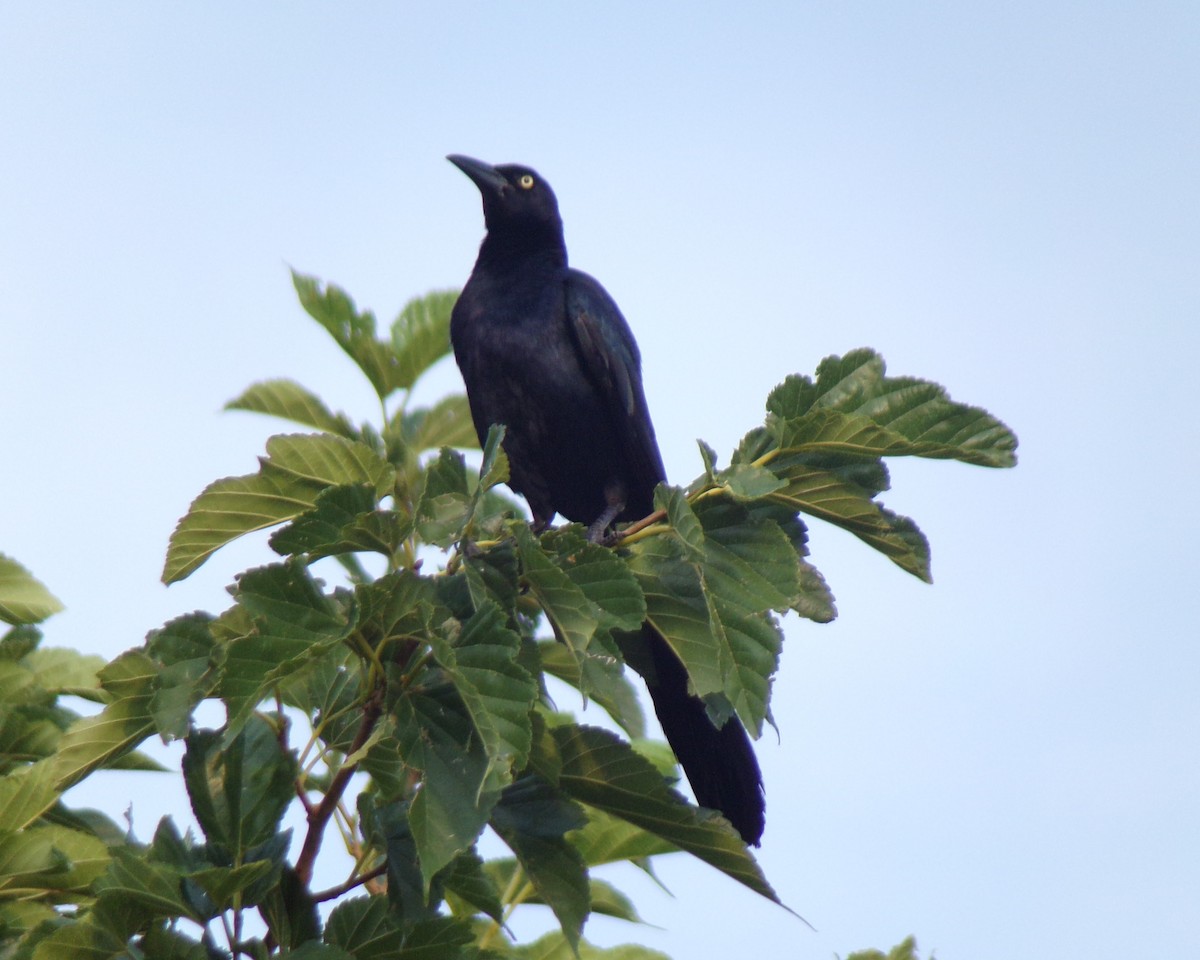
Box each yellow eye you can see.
[518,174,535,189]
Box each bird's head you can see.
[447,154,564,244]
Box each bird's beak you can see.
[447,154,508,195]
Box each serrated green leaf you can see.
[164,432,394,583]
[654,486,704,560]
[0,557,63,626]
[137,924,214,960]
[491,777,589,950]
[182,715,298,859]
[440,847,504,923]
[0,900,59,941]
[92,846,198,923]
[428,601,536,773]
[226,378,358,437]
[293,271,403,402]
[391,290,458,392]
[537,641,646,740]
[506,932,672,960]
[326,894,462,960]
[716,462,788,500]
[269,484,406,560]
[771,350,1018,468]
[764,456,932,581]
[515,525,600,671]
[392,682,506,890]
[358,797,439,925]
[543,533,647,635]
[30,918,126,960]
[0,764,60,833]
[414,448,473,547]
[553,725,782,906]
[222,560,355,730]
[0,825,108,893]
[621,536,722,701]
[401,395,479,453]
[188,859,275,909]
[146,613,218,741]
[48,651,156,792]
[22,648,106,703]
[567,806,675,867]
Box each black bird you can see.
[447,155,765,844]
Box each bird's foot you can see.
[586,502,623,543]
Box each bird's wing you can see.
[564,271,639,413]
[564,270,667,494]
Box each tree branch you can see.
[293,686,384,888]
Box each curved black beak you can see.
[447,154,508,195]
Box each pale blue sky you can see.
[3,3,1197,957]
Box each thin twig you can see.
[294,686,384,887]
[312,862,389,903]
[610,507,667,543]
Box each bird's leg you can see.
[587,487,627,543]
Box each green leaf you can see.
[553,725,783,906]
[400,395,479,453]
[768,350,1018,468]
[716,462,788,500]
[515,525,600,672]
[0,556,63,626]
[164,432,394,583]
[182,715,298,858]
[537,641,646,740]
[30,918,126,960]
[621,535,722,702]
[491,776,589,950]
[226,378,357,437]
[188,859,276,909]
[440,847,504,923]
[146,613,218,741]
[428,600,537,774]
[507,931,672,960]
[0,824,109,893]
[293,271,403,402]
[48,651,157,792]
[392,682,506,890]
[324,895,473,959]
[390,290,459,392]
[23,648,106,699]
[764,454,932,582]
[0,763,60,833]
[540,528,648,634]
[92,846,198,923]
[221,560,356,731]
[654,486,704,560]
[844,935,922,960]
[567,807,675,867]
[414,448,473,548]
[269,484,407,560]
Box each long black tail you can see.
[640,626,765,845]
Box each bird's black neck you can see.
[476,220,568,275]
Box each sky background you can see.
[3,3,1198,957]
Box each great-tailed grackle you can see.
[447,155,765,844]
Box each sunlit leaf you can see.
[182,716,298,859]
[226,378,357,438]
[163,432,393,583]
[428,601,537,773]
[391,290,459,391]
[392,682,506,890]
[553,725,782,906]
[491,776,589,950]
[0,556,63,626]
[293,271,402,402]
